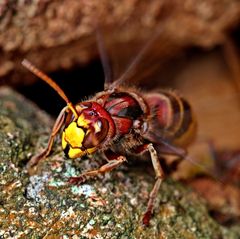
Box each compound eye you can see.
[95,119,109,139]
[82,118,109,148]
[96,120,102,130]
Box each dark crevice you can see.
[17,59,104,117]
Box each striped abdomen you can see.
[144,91,197,148]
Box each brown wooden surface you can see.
[0,0,240,85]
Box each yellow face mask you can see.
[62,101,112,159]
[61,121,97,159]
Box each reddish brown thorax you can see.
[95,91,145,135]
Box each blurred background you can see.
[1,0,240,149]
[0,0,240,225]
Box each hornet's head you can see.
[21,60,116,159]
[62,102,115,159]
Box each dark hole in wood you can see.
[18,59,104,117]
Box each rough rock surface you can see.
[0,87,239,238]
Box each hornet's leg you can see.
[68,152,126,185]
[140,143,165,226]
[27,106,68,174]
[134,142,187,225]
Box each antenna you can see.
[22,59,78,118]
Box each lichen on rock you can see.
[0,87,239,238]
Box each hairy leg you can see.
[142,143,164,226]
[27,106,68,174]
[69,153,126,185]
